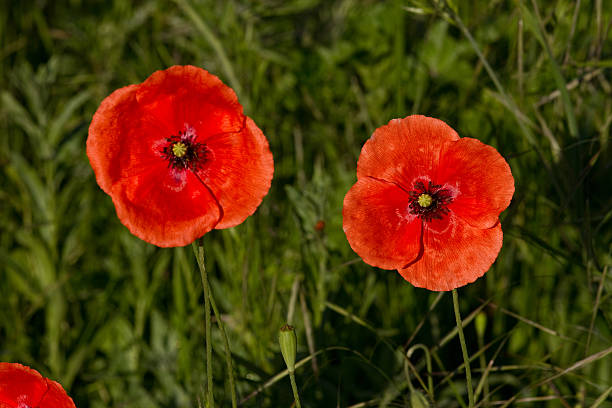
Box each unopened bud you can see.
[279,324,297,373]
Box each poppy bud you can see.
[279,324,297,373]
[410,390,430,408]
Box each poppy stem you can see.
[194,238,214,408]
[289,371,302,408]
[193,239,238,408]
[452,289,474,408]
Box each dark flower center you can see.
[408,180,453,221]
[161,126,209,171]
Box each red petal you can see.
[0,363,75,408]
[436,138,514,229]
[343,177,422,269]
[39,380,77,408]
[136,65,245,138]
[398,215,503,291]
[198,117,274,229]
[111,164,222,247]
[357,115,459,186]
[87,84,140,194]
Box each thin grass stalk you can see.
[475,328,488,402]
[452,289,474,408]
[585,265,608,355]
[207,284,238,408]
[431,350,468,408]
[173,0,241,97]
[194,239,214,408]
[406,344,434,400]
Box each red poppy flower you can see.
[0,363,76,408]
[343,115,514,291]
[87,65,274,247]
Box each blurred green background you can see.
[1,0,611,407]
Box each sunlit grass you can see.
[1,0,611,407]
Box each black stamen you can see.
[161,128,209,171]
[408,180,453,222]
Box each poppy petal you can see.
[111,163,222,247]
[437,138,514,229]
[87,84,140,194]
[398,215,503,291]
[136,65,245,138]
[357,115,459,186]
[0,363,75,408]
[38,380,77,408]
[0,363,46,408]
[343,177,422,270]
[197,117,274,229]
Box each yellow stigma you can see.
[172,142,187,158]
[418,193,433,207]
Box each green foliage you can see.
[1,0,611,407]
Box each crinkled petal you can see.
[87,84,140,193]
[436,138,514,229]
[111,163,222,247]
[0,363,46,408]
[197,117,274,229]
[39,380,77,408]
[357,115,459,186]
[0,363,75,408]
[398,215,503,291]
[343,177,422,269]
[136,65,245,139]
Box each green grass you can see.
[1,0,611,407]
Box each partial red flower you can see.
[0,363,76,408]
[343,115,514,291]
[87,65,274,247]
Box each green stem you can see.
[208,284,238,408]
[194,239,214,408]
[452,289,474,408]
[289,371,302,408]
